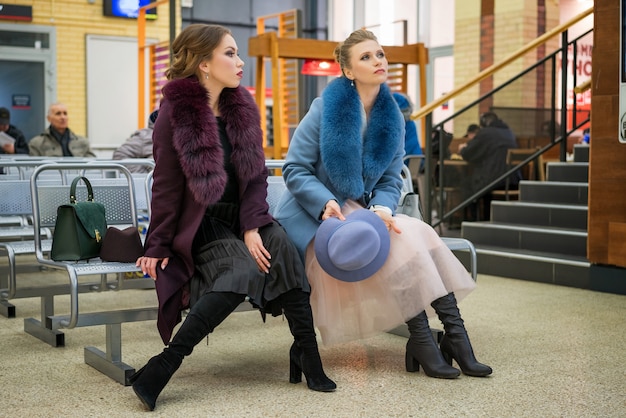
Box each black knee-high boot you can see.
[405,311,460,378]
[280,289,336,392]
[130,292,245,411]
[431,293,492,377]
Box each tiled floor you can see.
[1,268,625,417]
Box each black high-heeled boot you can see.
[130,291,245,410]
[405,311,460,378]
[281,289,336,392]
[129,350,182,411]
[431,293,492,377]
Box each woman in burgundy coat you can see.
[130,24,335,411]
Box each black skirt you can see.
[189,206,309,316]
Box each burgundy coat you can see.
[146,77,272,344]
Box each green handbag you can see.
[50,176,107,261]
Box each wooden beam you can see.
[249,34,428,65]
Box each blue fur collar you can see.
[320,77,403,199]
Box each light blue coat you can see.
[274,77,405,258]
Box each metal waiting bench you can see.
[25,162,156,385]
[0,161,153,318]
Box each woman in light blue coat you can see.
[274,29,491,379]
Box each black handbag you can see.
[100,226,144,263]
[50,176,107,261]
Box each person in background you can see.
[458,111,519,220]
[274,29,491,380]
[582,127,590,144]
[130,24,335,412]
[392,92,423,170]
[0,107,29,155]
[463,123,480,141]
[28,103,96,157]
[112,110,158,173]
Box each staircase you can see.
[459,144,591,288]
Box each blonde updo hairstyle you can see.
[333,29,379,77]
[165,24,232,81]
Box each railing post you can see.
[560,30,569,162]
[424,114,433,225]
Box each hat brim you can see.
[314,209,390,282]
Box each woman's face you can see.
[344,40,388,86]
[203,34,244,90]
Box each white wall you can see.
[86,35,152,158]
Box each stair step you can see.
[490,201,587,230]
[546,162,589,182]
[519,181,588,205]
[475,245,589,265]
[454,246,590,288]
[462,222,587,257]
[573,144,589,162]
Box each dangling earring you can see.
[350,79,354,87]
[205,73,209,80]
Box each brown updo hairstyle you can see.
[165,24,232,81]
[333,29,379,76]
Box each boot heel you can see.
[289,357,303,383]
[405,351,420,372]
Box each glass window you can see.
[0,30,49,49]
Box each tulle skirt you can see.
[305,200,476,346]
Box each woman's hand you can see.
[322,199,345,221]
[373,210,402,234]
[244,228,270,273]
[136,256,169,280]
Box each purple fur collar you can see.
[162,78,265,205]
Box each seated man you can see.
[112,110,157,173]
[29,103,96,157]
[458,112,520,220]
[0,107,29,156]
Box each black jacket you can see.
[460,120,520,194]
[0,125,29,155]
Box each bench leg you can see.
[24,317,65,347]
[23,294,65,347]
[84,323,135,386]
[0,300,16,318]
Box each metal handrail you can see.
[416,9,593,227]
[411,7,593,121]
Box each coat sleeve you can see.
[238,165,273,234]
[144,102,186,259]
[8,127,29,154]
[369,132,405,213]
[28,135,43,156]
[460,132,488,162]
[113,135,140,160]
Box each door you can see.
[0,23,56,144]
[0,59,45,142]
